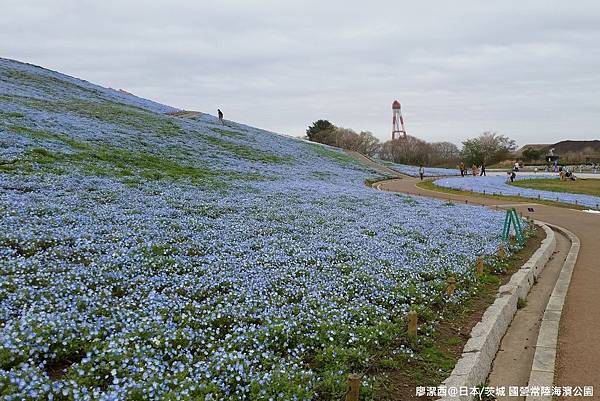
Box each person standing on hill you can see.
[217,109,224,124]
[459,161,465,177]
[419,164,425,181]
[480,163,486,176]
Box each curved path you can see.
[353,156,600,398]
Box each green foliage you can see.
[521,147,545,162]
[7,125,91,150]
[204,135,291,164]
[305,119,335,141]
[0,68,101,98]
[209,127,247,139]
[311,171,337,180]
[18,142,264,187]
[1,95,182,136]
[306,143,354,165]
[64,100,183,136]
[461,131,516,166]
[0,111,24,118]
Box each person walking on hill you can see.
[472,164,477,176]
[480,163,486,176]
[459,161,465,177]
[419,164,425,181]
[217,109,224,124]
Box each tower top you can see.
[392,100,401,109]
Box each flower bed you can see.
[374,158,460,177]
[1,58,512,400]
[434,175,600,209]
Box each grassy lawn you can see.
[511,178,600,197]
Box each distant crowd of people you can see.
[458,161,486,177]
[544,162,598,174]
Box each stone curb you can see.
[437,222,556,401]
[525,223,580,401]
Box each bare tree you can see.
[310,126,380,156]
[430,142,460,166]
[380,135,432,165]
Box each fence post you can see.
[498,244,506,259]
[345,374,361,401]
[477,256,484,276]
[408,310,418,337]
[447,277,457,296]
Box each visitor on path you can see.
[508,171,516,182]
[419,165,425,180]
[459,161,466,177]
[217,109,224,124]
[480,163,486,176]
[472,164,478,176]
[565,170,577,181]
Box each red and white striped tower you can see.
[392,100,406,140]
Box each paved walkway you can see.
[351,155,600,398]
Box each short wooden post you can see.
[510,235,516,246]
[476,256,484,276]
[498,244,506,258]
[446,277,457,296]
[407,310,418,337]
[345,374,360,401]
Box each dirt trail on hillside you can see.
[350,154,600,398]
[345,151,406,177]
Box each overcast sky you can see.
[2,0,600,146]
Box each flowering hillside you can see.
[1,58,510,400]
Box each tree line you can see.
[306,120,516,167]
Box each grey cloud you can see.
[1,0,600,145]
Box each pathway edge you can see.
[525,223,580,401]
[436,222,556,401]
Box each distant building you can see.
[516,140,600,163]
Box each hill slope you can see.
[0,58,509,400]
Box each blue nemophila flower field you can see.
[1,58,511,400]
[435,175,600,209]
[373,158,460,177]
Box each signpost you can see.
[502,208,524,245]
